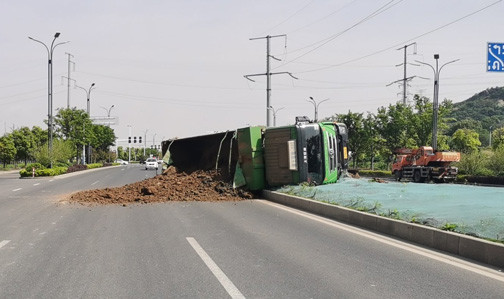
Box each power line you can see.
[287,0,359,35]
[276,0,403,67]
[295,0,502,74]
[262,0,315,34]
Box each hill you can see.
[447,86,504,145]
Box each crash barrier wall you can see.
[262,190,504,268]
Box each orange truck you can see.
[392,146,461,183]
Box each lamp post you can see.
[127,125,132,163]
[76,83,95,163]
[152,133,157,156]
[143,129,148,157]
[76,83,95,116]
[29,32,68,168]
[416,55,459,151]
[267,106,284,127]
[307,97,329,122]
[100,104,114,117]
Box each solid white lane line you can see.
[186,237,245,299]
[33,183,40,186]
[12,188,22,192]
[91,180,99,186]
[260,200,504,283]
[0,240,10,249]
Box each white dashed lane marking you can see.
[12,188,22,192]
[0,240,11,249]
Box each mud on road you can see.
[68,166,254,206]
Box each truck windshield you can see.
[304,126,323,183]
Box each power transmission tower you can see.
[245,34,297,127]
[388,43,417,105]
[65,52,75,108]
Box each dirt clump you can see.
[68,166,254,205]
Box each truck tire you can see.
[394,170,402,181]
[413,170,422,183]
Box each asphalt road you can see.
[1,165,504,298]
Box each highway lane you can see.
[1,166,504,298]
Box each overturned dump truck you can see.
[161,117,349,191]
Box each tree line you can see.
[323,95,504,176]
[0,107,116,168]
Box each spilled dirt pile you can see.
[68,166,253,205]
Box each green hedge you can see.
[86,163,103,169]
[20,166,68,177]
[357,170,393,177]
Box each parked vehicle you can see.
[115,159,129,165]
[145,158,159,170]
[392,146,460,183]
[161,117,349,191]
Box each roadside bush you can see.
[357,170,392,177]
[53,162,70,168]
[25,163,45,170]
[20,166,68,177]
[67,164,87,173]
[86,163,103,169]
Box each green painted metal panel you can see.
[237,126,265,191]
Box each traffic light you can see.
[128,137,131,143]
[134,136,137,143]
[139,136,142,144]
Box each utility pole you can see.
[65,52,75,108]
[388,42,417,105]
[245,34,297,127]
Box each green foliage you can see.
[86,163,103,169]
[440,223,458,232]
[491,127,504,150]
[11,127,35,165]
[25,163,45,170]
[449,129,481,153]
[20,166,68,177]
[455,151,491,175]
[0,135,17,168]
[489,146,504,175]
[33,138,74,168]
[358,170,392,177]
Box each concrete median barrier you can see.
[263,190,504,268]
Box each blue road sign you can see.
[488,42,504,72]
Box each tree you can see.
[375,103,414,160]
[90,125,116,152]
[53,107,93,163]
[450,129,481,153]
[331,111,368,168]
[491,127,504,150]
[0,135,16,168]
[34,138,74,167]
[11,127,35,165]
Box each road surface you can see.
[1,165,503,298]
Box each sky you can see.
[1,0,503,148]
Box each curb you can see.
[262,190,504,269]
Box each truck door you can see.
[320,123,339,184]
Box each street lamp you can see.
[307,97,329,122]
[76,83,95,116]
[76,83,95,163]
[416,55,459,151]
[28,32,68,168]
[267,106,285,127]
[100,104,114,117]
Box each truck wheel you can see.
[413,170,422,183]
[394,170,402,181]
